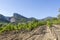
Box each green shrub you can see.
[47,21,52,27]
[0,20,53,33]
[53,20,60,24]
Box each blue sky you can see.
[0,0,60,19]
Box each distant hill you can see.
[10,13,28,23]
[0,13,56,23]
[0,13,38,23]
[0,14,10,23]
[41,16,57,21]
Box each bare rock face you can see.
[51,25,60,40]
[0,26,58,40]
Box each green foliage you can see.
[53,20,60,24]
[0,20,48,33]
[38,21,46,26]
[47,21,52,27]
[1,18,60,34]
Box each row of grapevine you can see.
[0,20,47,33]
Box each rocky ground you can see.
[0,25,59,40]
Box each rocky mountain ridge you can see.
[0,13,37,23]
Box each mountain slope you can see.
[0,13,56,23]
[0,14,9,23]
[12,13,28,23]
[0,13,37,23]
